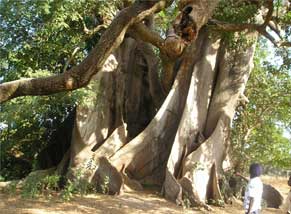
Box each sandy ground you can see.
[0,175,289,214]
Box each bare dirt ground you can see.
[0,176,289,214]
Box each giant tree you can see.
[1,0,291,208]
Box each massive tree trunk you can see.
[58,28,257,208]
[164,32,257,206]
[1,0,262,209]
[53,1,258,208]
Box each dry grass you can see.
[0,176,289,214]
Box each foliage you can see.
[21,173,60,198]
[155,2,178,37]
[60,167,95,201]
[3,180,18,195]
[208,199,225,207]
[231,38,291,172]
[60,179,95,201]
[210,0,259,46]
[100,176,110,195]
[0,0,120,180]
[60,176,96,201]
[214,0,259,24]
[0,94,76,180]
[16,171,95,201]
[182,194,191,209]
[60,180,75,201]
[18,171,96,200]
[4,167,96,200]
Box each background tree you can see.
[0,0,120,180]
[231,37,291,172]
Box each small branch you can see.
[238,93,249,108]
[209,19,289,47]
[77,13,90,34]
[209,0,291,48]
[88,24,107,36]
[258,27,278,47]
[235,173,249,182]
[77,13,107,37]
[267,21,283,40]
[63,47,81,72]
[208,19,259,32]
[262,0,274,27]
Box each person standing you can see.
[282,175,291,214]
[244,163,263,214]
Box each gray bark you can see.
[164,32,257,205]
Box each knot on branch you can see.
[173,5,197,44]
[164,32,186,58]
[163,3,198,59]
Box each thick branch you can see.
[208,0,291,47]
[129,23,165,50]
[128,23,177,93]
[0,1,169,103]
[208,20,279,46]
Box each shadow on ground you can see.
[0,176,288,214]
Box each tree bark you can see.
[64,36,163,188]
[163,29,221,204]
[163,32,258,206]
[55,0,258,205]
[109,30,206,185]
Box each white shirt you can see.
[243,177,263,212]
[282,190,291,213]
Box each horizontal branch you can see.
[209,19,259,32]
[129,23,185,59]
[0,1,169,103]
[210,19,291,47]
[209,1,291,48]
